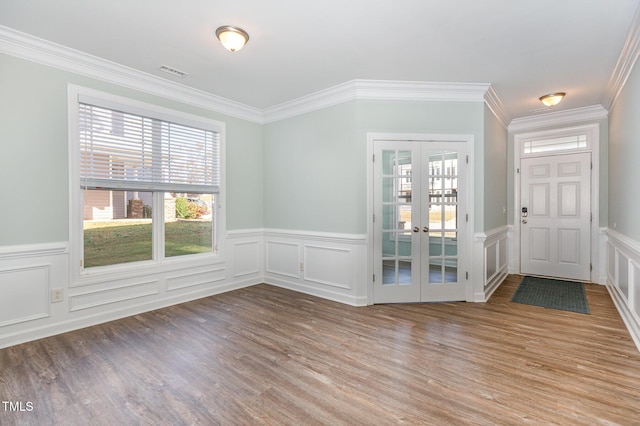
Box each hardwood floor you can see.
[1,275,640,425]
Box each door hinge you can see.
[590,212,593,222]
[372,154,375,162]
[590,263,593,271]
[466,271,469,280]
[517,168,520,174]
[373,274,376,282]
[466,155,469,164]
[466,213,469,222]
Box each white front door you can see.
[372,140,468,303]
[520,152,591,281]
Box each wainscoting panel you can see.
[606,229,640,352]
[232,240,261,278]
[264,229,367,306]
[473,226,509,302]
[303,244,352,290]
[0,264,50,327]
[166,266,226,292]
[70,280,160,312]
[265,240,301,279]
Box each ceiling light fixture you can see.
[539,92,566,107]
[215,26,249,52]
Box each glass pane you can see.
[429,233,443,256]
[382,150,396,175]
[445,234,458,257]
[83,190,153,268]
[383,177,395,202]
[429,206,443,231]
[382,233,396,257]
[399,205,412,231]
[445,262,458,283]
[428,262,443,284]
[398,260,412,285]
[382,260,396,285]
[382,205,397,230]
[165,194,214,257]
[523,134,587,154]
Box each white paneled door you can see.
[520,152,591,281]
[373,140,468,303]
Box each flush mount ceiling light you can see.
[215,25,249,52]
[539,92,566,107]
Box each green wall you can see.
[483,104,508,231]
[609,57,640,241]
[0,53,263,246]
[263,101,359,233]
[263,99,491,234]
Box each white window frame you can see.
[67,85,226,286]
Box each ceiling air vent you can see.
[159,65,188,78]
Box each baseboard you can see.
[265,276,367,307]
[606,280,640,352]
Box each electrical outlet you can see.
[51,289,63,303]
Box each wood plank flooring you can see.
[1,275,640,425]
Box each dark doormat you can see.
[511,276,590,314]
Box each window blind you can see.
[79,103,220,193]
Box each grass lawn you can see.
[84,220,212,268]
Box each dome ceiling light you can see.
[215,26,249,52]
[539,92,566,107]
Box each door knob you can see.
[423,226,429,232]
[413,227,419,233]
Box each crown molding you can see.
[263,80,493,123]
[1,25,506,126]
[603,3,640,110]
[0,25,263,123]
[507,105,609,133]
[483,86,509,129]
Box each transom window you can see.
[522,134,588,155]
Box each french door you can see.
[373,140,468,303]
[520,152,591,281]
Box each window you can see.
[522,134,588,155]
[69,86,225,273]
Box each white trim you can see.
[263,228,367,244]
[605,228,640,352]
[0,242,68,260]
[263,80,494,123]
[0,25,263,123]
[512,123,601,283]
[473,226,509,302]
[484,86,509,129]
[603,3,640,110]
[508,105,608,133]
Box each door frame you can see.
[367,133,475,305]
[512,123,601,282]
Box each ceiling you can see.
[1,0,639,123]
